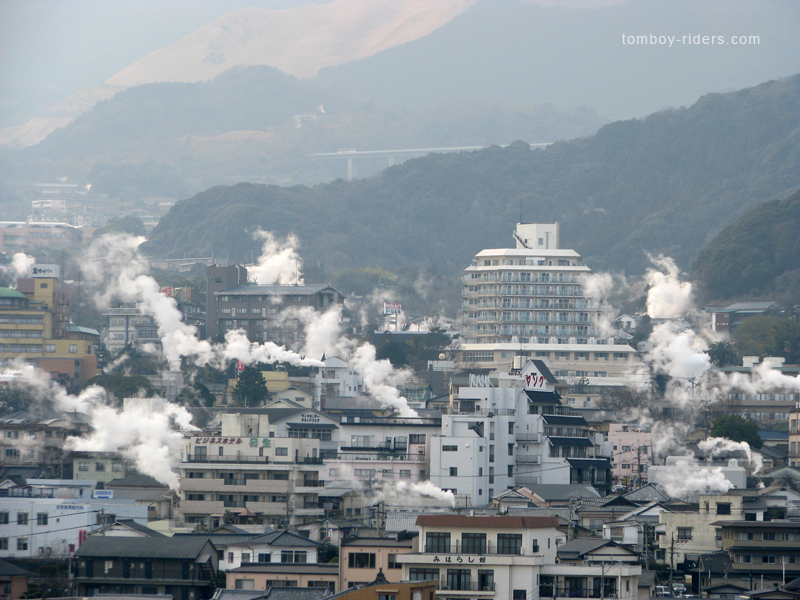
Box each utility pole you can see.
[601,562,606,600]
[669,533,675,597]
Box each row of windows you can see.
[738,555,797,564]
[0,343,79,353]
[0,512,49,525]
[0,316,44,324]
[78,462,122,472]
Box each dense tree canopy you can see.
[711,415,763,449]
[733,316,800,364]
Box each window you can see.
[17,538,28,551]
[461,533,486,554]
[258,553,271,563]
[762,532,775,541]
[409,568,439,581]
[0,513,8,525]
[716,503,731,515]
[532,538,539,552]
[388,553,399,569]
[95,462,106,472]
[740,555,752,563]
[449,467,458,477]
[78,462,89,472]
[37,513,48,526]
[0,538,7,550]
[241,553,250,563]
[379,595,397,600]
[235,579,255,590]
[275,447,288,456]
[348,552,376,569]
[44,344,56,353]
[507,465,514,477]
[112,463,122,472]
[442,445,458,452]
[677,527,692,540]
[17,513,28,525]
[281,551,307,563]
[425,532,451,553]
[399,470,411,478]
[513,591,527,600]
[69,344,78,353]
[761,556,776,564]
[497,533,522,554]
[508,443,514,456]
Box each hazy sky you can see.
[0,0,334,126]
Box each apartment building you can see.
[0,222,83,254]
[101,305,160,354]
[0,413,86,467]
[325,415,439,486]
[179,412,327,527]
[205,264,343,346]
[715,520,800,585]
[608,424,654,486]
[431,359,612,505]
[1,274,98,386]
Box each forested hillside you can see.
[692,190,800,301]
[141,74,800,279]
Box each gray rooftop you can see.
[74,536,214,560]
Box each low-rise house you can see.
[72,536,219,598]
[224,530,320,570]
[70,451,127,484]
[0,558,31,600]
[326,569,437,600]
[226,563,338,593]
[339,533,417,590]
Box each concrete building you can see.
[399,514,640,600]
[707,302,784,333]
[715,520,800,585]
[0,222,83,254]
[608,424,654,487]
[431,359,612,505]
[205,265,343,347]
[0,496,147,558]
[223,529,320,570]
[70,451,128,485]
[790,406,800,468]
[179,412,328,527]
[0,413,86,469]
[101,305,161,354]
[315,356,363,410]
[1,274,98,387]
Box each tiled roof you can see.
[416,515,558,529]
[75,536,214,560]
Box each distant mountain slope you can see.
[318,0,800,120]
[691,190,800,301]
[141,74,800,278]
[2,0,474,147]
[11,66,604,193]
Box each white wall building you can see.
[458,223,648,405]
[0,497,147,558]
[315,356,364,409]
[608,424,654,486]
[431,360,612,505]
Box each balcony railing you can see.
[424,542,526,555]
[186,454,322,465]
[295,479,325,487]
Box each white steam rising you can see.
[698,436,763,474]
[650,457,734,497]
[4,365,196,489]
[333,464,454,507]
[248,230,303,285]
[11,253,36,278]
[80,234,318,370]
[645,255,693,319]
[352,343,419,417]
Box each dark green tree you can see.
[85,373,156,403]
[92,215,147,239]
[706,340,739,367]
[733,316,800,363]
[233,366,269,407]
[711,414,763,449]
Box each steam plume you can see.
[248,230,303,285]
[645,255,693,319]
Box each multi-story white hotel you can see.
[459,223,647,401]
